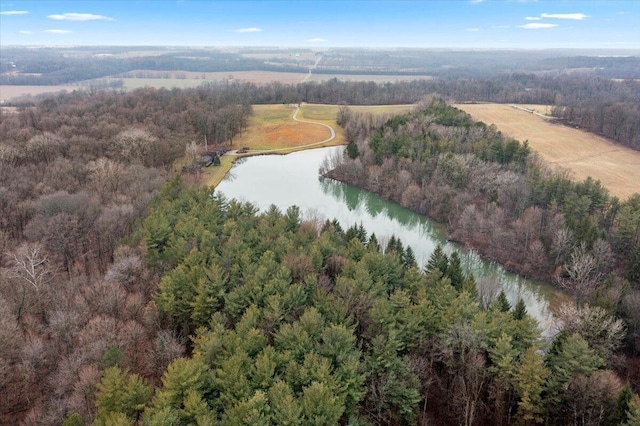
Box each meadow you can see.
[201,103,413,187]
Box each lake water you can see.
[216,146,561,334]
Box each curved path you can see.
[226,104,337,156]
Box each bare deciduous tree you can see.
[558,244,602,307]
[9,243,54,322]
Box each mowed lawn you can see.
[456,103,640,200]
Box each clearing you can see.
[201,103,413,187]
[0,85,82,102]
[455,103,640,200]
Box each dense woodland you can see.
[0,80,639,424]
[328,97,640,394]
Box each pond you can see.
[216,146,563,334]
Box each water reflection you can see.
[216,146,560,333]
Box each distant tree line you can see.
[0,50,306,85]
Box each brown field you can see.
[202,103,412,187]
[308,74,433,83]
[456,103,640,200]
[105,70,433,89]
[118,70,310,84]
[0,85,82,102]
[233,104,333,150]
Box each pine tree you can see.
[514,347,549,424]
[513,298,528,320]
[623,396,640,426]
[493,290,511,312]
[95,367,152,424]
[614,385,635,425]
[425,244,448,278]
[402,246,417,269]
[346,140,360,159]
[367,233,380,252]
[627,245,640,289]
[446,251,465,291]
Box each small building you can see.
[199,148,226,167]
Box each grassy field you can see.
[116,70,310,85]
[0,85,81,101]
[200,104,340,187]
[200,103,413,187]
[308,74,433,83]
[235,104,334,150]
[456,103,640,200]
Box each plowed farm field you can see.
[456,103,640,200]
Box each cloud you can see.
[234,27,262,33]
[466,28,480,32]
[47,12,114,21]
[616,12,629,15]
[18,30,33,34]
[0,10,28,15]
[307,38,327,42]
[540,13,588,20]
[469,0,485,3]
[525,16,542,21]
[45,29,72,34]
[518,23,557,29]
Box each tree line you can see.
[328,97,640,394]
[5,71,639,150]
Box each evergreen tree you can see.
[623,396,640,426]
[446,251,466,291]
[346,140,360,159]
[627,245,640,289]
[513,298,528,321]
[493,290,511,312]
[402,246,417,269]
[514,347,549,424]
[614,385,635,425]
[95,367,152,424]
[367,233,380,252]
[425,244,448,278]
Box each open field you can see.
[300,103,415,121]
[116,70,310,84]
[456,103,640,200]
[201,104,340,187]
[104,70,433,90]
[1,72,432,101]
[0,85,82,102]
[105,78,209,90]
[201,103,412,187]
[234,104,334,150]
[308,74,433,83]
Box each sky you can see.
[1,1,638,49]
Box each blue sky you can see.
[1,1,638,49]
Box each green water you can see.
[216,146,562,333]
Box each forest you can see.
[0,79,639,425]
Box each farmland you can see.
[0,84,81,102]
[456,103,640,200]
